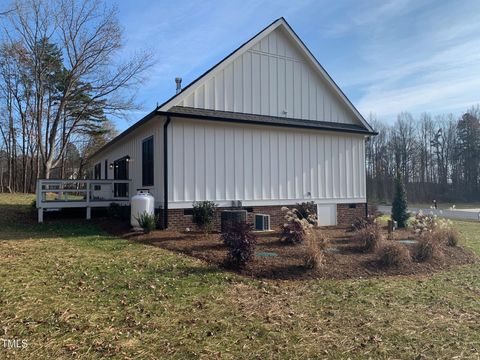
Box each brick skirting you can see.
[160,202,372,231]
[160,205,286,232]
[337,203,371,227]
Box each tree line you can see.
[0,0,151,193]
[366,106,480,204]
[1,0,478,204]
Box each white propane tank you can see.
[131,189,155,228]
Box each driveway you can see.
[377,205,480,222]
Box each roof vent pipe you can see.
[175,77,182,94]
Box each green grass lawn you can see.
[0,194,479,359]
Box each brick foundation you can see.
[161,205,286,232]
[336,203,369,227]
[161,202,374,231]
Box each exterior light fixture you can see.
[109,163,113,169]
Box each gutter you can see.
[159,111,378,136]
[163,115,172,229]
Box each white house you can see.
[88,17,376,230]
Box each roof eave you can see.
[87,108,161,162]
[160,110,377,136]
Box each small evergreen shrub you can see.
[357,224,384,252]
[391,171,409,228]
[377,243,410,267]
[279,207,314,244]
[221,222,257,268]
[192,201,217,233]
[295,201,317,225]
[135,211,158,233]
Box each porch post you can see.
[37,179,43,223]
[86,180,91,220]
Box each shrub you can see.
[411,211,438,234]
[303,231,328,270]
[221,222,257,268]
[414,232,442,262]
[435,220,459,247]
[279,207,314,244]
[30,199,37,210]
[357,224,384,252]
[192,201,217,233]
[349,215,376,232]
[444,228,459,247]
[295,202,317,225]
[135,211,158,233]
[412,213,459,247]
[280,218,306,244]
[391,171,409,228]
[377,243,410,267]
[108,203,131,221]
[414,239,435,262]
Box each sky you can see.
[106,0,480,131]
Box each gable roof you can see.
[89,18,376,161]
[158,17,373,132]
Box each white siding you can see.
[168,118,366,207]
[89,116,166,205]
[175,27,359,125]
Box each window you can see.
[142,136,154,186]
[104,160,108,179]
[94,163,101,180]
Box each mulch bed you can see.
[96,220,477,280]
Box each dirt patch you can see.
[97,219,477,280]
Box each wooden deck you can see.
[36,179,131,223]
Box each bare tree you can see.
[367,106,480,204]
[2,0,152,179]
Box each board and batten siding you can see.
[176,27,357,126]
[168,117,366,208]
[89,116,165,204]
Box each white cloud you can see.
[109,0,480,129]
[338,0,480,120]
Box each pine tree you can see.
[392,171,409,228]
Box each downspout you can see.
[163,115,172,229]
[365,136,369,219]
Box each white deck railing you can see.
[36,179,131,223]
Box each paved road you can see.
[377,205,480,222]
